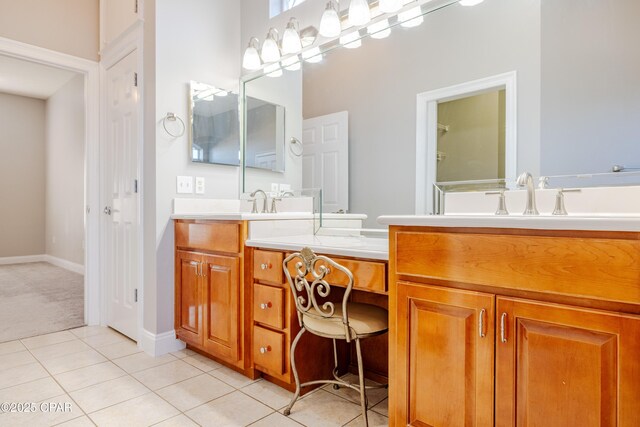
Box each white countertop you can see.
[171,212,314,221]
[245,234,389,260]
[377,214,640,232]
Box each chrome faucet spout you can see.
[249,189,268,213]
[516,172,539,215]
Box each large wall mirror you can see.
[242,0,640,228]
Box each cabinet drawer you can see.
[286,256,386,293]
[253,283,285,329]
[253,326,285,375]
[175,221,240,253]
[254,250,284,283]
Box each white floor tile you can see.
[186,390,273,427]
[182,353,223,372]
[0,377,64,403]
[55,415,96,426]
[94,339,141,359]
[0,393,83,427]
[69,326,109,339]
[324,373,388,408]
[21,330,77,349]
[284,389,363,427]
[88,392,179,426]
[156,373,234,412]
[111,351,176,373]
[343,410,389,426]
[170,348,196,359]
[241,379,295,410]
[40,348,107,375]
[249,412,303,427]
[0,350,37,370]
[152,414,200,426]
[132,360,202,390]
[0,362,49,389]
[0,340,26,355]
[30,339,91,362]
[54,361,127,392]
[82,329,131,348]
[371,397,388,417]
[208,365,260,389]
[69,375,150,414]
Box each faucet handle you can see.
[485,190,509,216]
[270,198,282,214]
[552,188,581,216]
[249,198,258,214]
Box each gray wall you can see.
[303,0,540,226]
[540,0,640,175]
[0,93,46,257]
[45,74,85,266]
[0,0,99,61]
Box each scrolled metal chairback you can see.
[283,247,355,339]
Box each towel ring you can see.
[162,112,185,138]
[289,137,303,157]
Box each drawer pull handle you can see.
[479,308,486,338]
[259,345,272,354]
[500,312,508,343]
[260,263,272,270]
[260,302,272,310]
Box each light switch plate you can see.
[271,183,279,194]
[195,177,205,194]
[177,176,193,194]
[279,183,291,193]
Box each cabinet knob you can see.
[260,263,272,270]
[260,302,272,310]
[259,345,271,354]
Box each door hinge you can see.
[134,179,138,194]
[134,72,138,87]
[134,0,138,14]
[134,288,138,302]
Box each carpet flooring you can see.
[0,262,84,343]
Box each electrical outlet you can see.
[279,183,291,193]
[195,177,205,194]
[177,176,193,194]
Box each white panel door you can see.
[104,50,139,340]
[302,111,349,213]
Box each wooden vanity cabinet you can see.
[389,226,640,427]
[174,220,247,370]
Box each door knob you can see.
[260,302,272,310]
[103,206,112,215]
[259,345,272,354]
[260,263,271,270]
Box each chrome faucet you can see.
[249,189,267,213]
[516,172,539,215]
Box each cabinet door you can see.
[175,251,203,346]
[496,297,640,427]
[202,254,240,362]
[395,281,495,427]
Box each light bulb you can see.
[367,19,391,39]
[340,31,361,49]
[459,0,484,5]
[242,38,262,70]
[282,18,302,54]
[348,0,371,26]
[319,1,341,38]
[379,0,402,13]
[282,55,301,71]
[399,6,423,28]
[261,28,281,63]
[265,63,283,78]
[302,47,323,63]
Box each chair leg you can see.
[332,338,341,390]
[283,327,305,416]
[355,338,368,426]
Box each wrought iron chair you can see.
[282,247,388,425]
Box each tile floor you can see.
[0,326,388,426]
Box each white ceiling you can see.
[0,54,79,100]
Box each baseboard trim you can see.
[0,254,46,265]
[44,255,85,275]
[139,329,185,357]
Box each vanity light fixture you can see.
[368,19,391,39]
[242,37,262,70]
[264,62,283,77]
[302,47,323,63]
[282,55,301,71]
[348,0,371,26]
[340,30,362,49]
[319,1,342,38]
[261,28,281,63]
[379,0,402,13]
[282,18,303,54]
[459,0,484,5]
[399,6,424,28]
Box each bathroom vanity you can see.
[380,216,640,427]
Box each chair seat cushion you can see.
[302,302,388,338]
